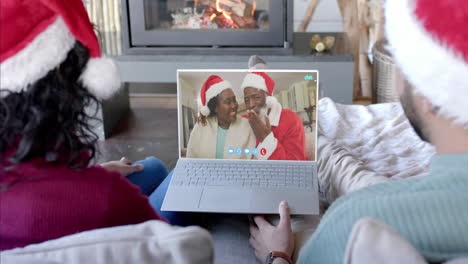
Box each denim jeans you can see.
[127,157,197,226]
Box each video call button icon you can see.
[252,148,258,155]
[236,148,242,155]
[228,148,234,155]
[244,148,250,155]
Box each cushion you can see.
[344,217,427,264]
[0,220,213,264]
[344,217,468,264]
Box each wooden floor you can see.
[95,103,179,171]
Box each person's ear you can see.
[417,94,440,123]
[419,95,434,114]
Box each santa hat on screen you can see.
[0,0,120,99]
[198,75,232,116]
[240,72,278,108]
[385,0,468,128]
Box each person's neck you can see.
[429,121,468,155]
[218,119,230,130]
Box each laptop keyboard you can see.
[172,161,314,190]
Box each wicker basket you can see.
[372,39,399,103]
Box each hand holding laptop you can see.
[249,201,295,264]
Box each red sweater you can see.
[0,152,163,251]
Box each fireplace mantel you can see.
[116,33,354,104]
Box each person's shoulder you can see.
[280,109,299,117]
[330,175,448,211]
[236,114,250,126]
[279,109,302,124]
[86,166,142,195]
[1,162,122,191]
[42,164,121,187]
[194,116,217,131]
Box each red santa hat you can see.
[0,0,120,99]
[240,72,278,108]
[385,0,468,128]
[198,75,232,116]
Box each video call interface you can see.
[178,70,318,161]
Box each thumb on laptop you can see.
[279,201,291,227]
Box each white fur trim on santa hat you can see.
[205,80,232,104]
[198,80,232,116]
[265,95,278,108]
[266,96,282,127]
[199,106,211,116]
[386,0,468,128]
[0,18,74,95]
[241,73,268,93]
[79,56,121,100]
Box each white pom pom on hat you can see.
[0,0,121,100]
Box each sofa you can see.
[4,98,461,264]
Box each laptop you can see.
[161,69,319,215]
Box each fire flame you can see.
[216,0,233,21]
[251,0,256,17]
[193,0,258,29]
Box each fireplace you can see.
[121,0,293,54]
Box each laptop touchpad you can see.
[198,188,252,211]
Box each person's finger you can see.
[120,157,132,165]
[123,164,144,176]
[248,115,255,126]
[249,225,259,237]
[132,164,144,172]
[254,215,271,230]
[249,236,259,248]
[250,110,259,120]
[265,115,271,130]
[278,201,291,228]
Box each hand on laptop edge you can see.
[249,201,295,263]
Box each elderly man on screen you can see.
[240,72,308,161]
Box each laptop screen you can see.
[177,70,318,161]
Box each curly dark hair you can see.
[0,41,99,169]
[207,96,218,117]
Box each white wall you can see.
[294,0,343,32]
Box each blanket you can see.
[317,98,435,203]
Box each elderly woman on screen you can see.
[186,75,255,159]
